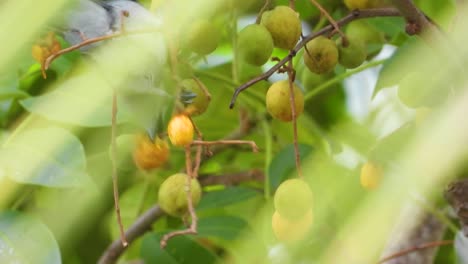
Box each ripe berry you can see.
[337,37,366,69]
[132,134,170,171]
[261,6,302,50]
[181,78,211,116]
[167,114,194,146]
[185,20,220,55]
[272,209,313,242]
[360,161,383,190]
[266,80,304,122]
[158,173,202,217]
[274,179,313,220]
[303,36,338,74]
[238,24,274,66]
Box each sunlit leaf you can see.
[0,211,61,264]
[0,127,90,187]
[197,216,248,240]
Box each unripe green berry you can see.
[266,80,304,122]
[158,173,202,217]
[303,36,338,74]
[337,37,367,69]
[238,24,274,66]
[261,6,302,50]
[274,179,313,220]
[181,78,211,116]
[185,20,220,55]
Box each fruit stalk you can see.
[287,60,303,178]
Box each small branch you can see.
[289,0,296,10]
[378,240,453,263]
[192,139,259,153]
[111,92,128,247]
[229,7,401,108]
[286,60,302,178]
[198,170,265,186]
[389,0,433,35]
[256,0,272,24]
[307,0,346,42]
[190,117,204,178]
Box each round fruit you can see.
[344,0,372,9]
[360,161,383,190]
[337,37,366,69]
[184,20,220,55]
[274,179,313,220]
[158,173,202,217]
[167,114,194,146]
[261,6,302,50]
[238,24,274,66]
[272,209,313,242]
[181,78,211,116]
[346,20,385,59]
[300,66,333,91]
[132,134,170,171]
[303,36,338,74]
[266,80,304,122]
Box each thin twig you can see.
[256,0,272,24]
[229,7,401,108]
[190,117,204,178]
[192,139,259,153]
[378,240,453,263]
[289,0,296,10]
[307,0,347,43]
[111,92,128,247]
[159,145,198,248]
[286,60,302,178]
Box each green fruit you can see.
[337,37,367,69]
[300,67,333,91]
[303,36,338,74]
[185,20,220,55]
[274,179,313,220]
[346,20,385,59]
[181,78,211,116]
[158,173,202,217]
[238,24,274,66]
[266,80,304,122]
[261,6,302,50]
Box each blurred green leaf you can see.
[0,127,91,187]
[197,186,259,211]
[0,211,61,264]
[197,215,248,240]
[269,143,314,191]
[140,233,218,264]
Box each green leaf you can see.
[20,72,131,127]
[197,216,248,240]
[197,186,259,211]
[0,127,91,187]
[0,211,61,264]
[268,144,314,191]
[140,233,218,264]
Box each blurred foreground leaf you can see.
[197,215,248,241]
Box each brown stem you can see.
[287,60,302,178]
[229,7,401,108]
[378,240,453,263]
[256,0,272,24]
[111,92,128,247]
[190,118,204,178]
[159,145,198,248]
[389,0,433,35]
[307,0,347,42]
[192,139,259,153]
[289,0,296,10]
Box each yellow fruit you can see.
[360,161,383,190]
[344,0,372,9]
[132,134,170,171]
[272,209,313,242]
[303,36,338,74]
[158,173,202,217]
[274,179,313,220]
[266,80,304,122]
[184,20,220,55]
[261,6,302,50]
[181,78,211,116]
[238,24,274,66]
[167,114,194,146]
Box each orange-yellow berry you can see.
[360,161,383,190]
[167,114,194,146]
[133,134,170,170]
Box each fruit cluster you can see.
[272,179,313,242]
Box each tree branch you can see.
[97,170,264,264]
[229,7,401,108]
[389,0,433,35]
